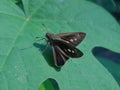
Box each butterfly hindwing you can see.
[56,32,86,46]
[52,45,69,67]
[53,40,83,58]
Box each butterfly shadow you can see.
[33,42,61,71]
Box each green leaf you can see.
[0,0,120,90]
[93,47,120,86]
[39,78,59,90]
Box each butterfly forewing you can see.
[56,32,86,46]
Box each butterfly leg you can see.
[41,41,50,53]
[35,37,47,41]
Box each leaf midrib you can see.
[1,18,29,72]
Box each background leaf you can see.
[0,0,120,90]
[88,0,120,23]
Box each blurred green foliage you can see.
[89,0,120,23]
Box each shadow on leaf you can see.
[33,42,61,71]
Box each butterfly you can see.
[45,32,86,67]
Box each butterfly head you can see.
[46,33,55,43]
[46,32,53,38]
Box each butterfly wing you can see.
[53,40,83,58]
[52,45,69,67]
[47,32,86,67]
[56,32,86,46]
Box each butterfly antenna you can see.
[20,46,34,50]
[30,33,47,42]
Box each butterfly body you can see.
[46,33,62,45]
[45,32,86,67]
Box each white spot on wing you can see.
[68,49,71,52]
[72,50,74,53]
[66,41,69,43]
[70,39,74,42]
[74,38,77,41]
